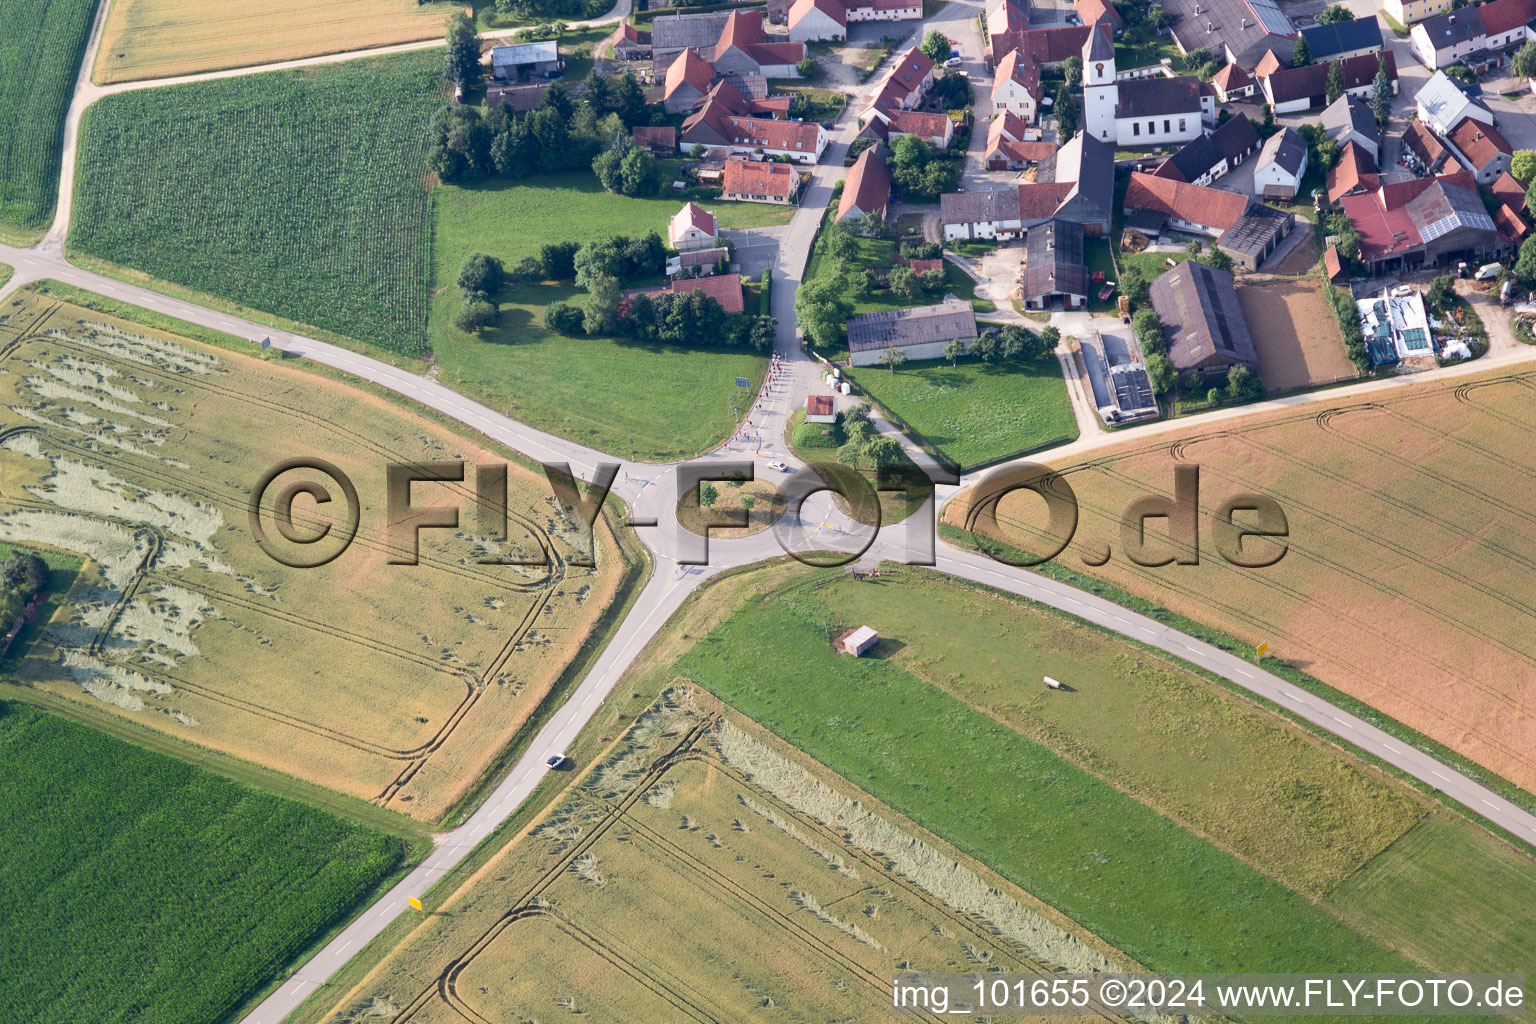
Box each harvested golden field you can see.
[945,368,1536,796]
[94,0,461,84]
[0,291,627,821]
[310,687,1139,1024]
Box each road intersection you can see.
[1,5,1534,1022]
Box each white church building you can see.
[1081,27,1211,148]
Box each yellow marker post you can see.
[1256,642,1269,658]
[408,896,423,912]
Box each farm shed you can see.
[491,41,564,81]
[838,625,879,656]
[805,395,837,423]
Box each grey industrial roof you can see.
[1148,260,1258,369]
[846,298,978,352]
[1165,0,1295,68]
[1052,130,1114,215]
[1407,176,1496,241]
[1298,17,1382,59]
[1022,219,1088,300]
[651,10,734,51]
[940,188,1021,225]
[1217,207,1290,258]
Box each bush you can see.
[457,251,505,294]
[545,301,585,335]
[900,241,941,261]
[540,241,580,280]
[453,297,499,333]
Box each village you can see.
[464,0,1536,444]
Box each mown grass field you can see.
[0,0,98,241]
[945,367,1536,798]
[299,688,1138,1024]
[71,51,444,355]
[0,701,400,1024]
[430,174,775,461]
[94,0,462,83]
[673,570,1415,974]
[0,289,627,821]
[847,352,1077,471]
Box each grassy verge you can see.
[30,279,263,356]
[846,351,1077,471]
[0,263,12,291]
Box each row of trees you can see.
[429,75,649,185]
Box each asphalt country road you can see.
[0,3,1533,1021]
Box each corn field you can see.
[71,51,444,355]
[0,0,98,232]
[0,702,401,1024]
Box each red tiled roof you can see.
[1475,0,1536,36]
[721,157,797,199]
[1339,188,1419,259]
[674,201,718,237]
[671,272,746,313]
[1211,62,1252,91]
[1402,120,1448,170]
[1254,49,1283,77]
[987,0,1030,41]
[666,47,715,100]
[903,258,944,274]
[1075,0,1123,28]
[1008,25,1092,64]
[1327,141,1378,203]
[994,48,1041,102]
[1449,115,1513,170]
[1015,181,1074,218]
[889,46,935,93]
[721,115,822,152]
[806,395,835,416]
[1324,244,1344,281]
[1124,172,1252,232]
[887,109,952,139]
[837,147,891,220]
[1261,50,1395,105]
[632,125,677,149]
[988,110,1029,143]
[987,137,1055,164]
[749,95,793,116]
[1491,170,1526,209]
[1495,203,1530,243]
[788,0,847,28]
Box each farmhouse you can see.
[1336,171,1509,275]
[787,0,847,40]
[986,0,1031,59]
[1020,219,1088,311]
[992,49,1043,121]
[1251,126,1308,199]
[670,202,719,251]
[1012,25,1096,67]
[846,297,978,366]
[1297,17,1382,62]
[1152,114,1260,187]
[664,47,718,112]
[1383,0,1451,27]
[837,625,879,656]
[721,157,799,203]
[1076,0,1124,33]
[1125,172,1294,269]
[711,10,806,78]
[1161,0,1296,69]
[1210,62,1255,102]
[1326,141,1379,203]
[985,113,1055,170]
[1416,70,1495,135]
[837,148,891,222]
[490,41,563,80]
[1321,93,1380,161]
[943,131,1112,238]
[1254,49,1397,113]
[680,82,828,161]
[1148,261,1260,382]
[845,0,924,22]
[1445,116,1514,182]
[805,394,837,423]
[1491,170,1527,210]
[1409,0,1536,66]
[1082,29,1209,148]
[652,10,736,55]
[862,47,936,121]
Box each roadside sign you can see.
[408,896,423,911]
[735,376,750,387]
[1255,641,1269,658]
[260,337,271,350]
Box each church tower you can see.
[1081,25,1117,144]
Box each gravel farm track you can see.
[1,1,1535,1022]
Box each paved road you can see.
[4,2,1536,1021]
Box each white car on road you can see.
[767,460,790,473]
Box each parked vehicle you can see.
[1474,262,1502,281]
[546,754,568,769]
[944,56,962,67]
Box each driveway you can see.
[726,226,785,279]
